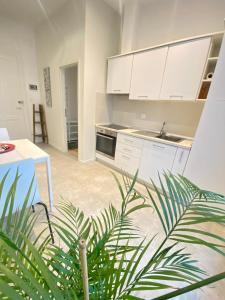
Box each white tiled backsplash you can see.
[111,95,204,137]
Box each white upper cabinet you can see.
[207,35,225,101]
[129,47,168,100]
[107,55,133,94]
[160,37,211,101]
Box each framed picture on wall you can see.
[43,67,52,107]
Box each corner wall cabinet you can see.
[106,32,223,101]
[159,38,211,101]
[199,33,224,101]
[106,55,133,94]
[129,47,168,100]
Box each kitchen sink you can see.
[157,135,184,142]
[134,130,184,143]
[134,130,159,138]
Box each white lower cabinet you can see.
[115,133,143,176]
[114,133,191,186]
[139,140,177,187]
[172,148,190,175]
[115,151,140,175]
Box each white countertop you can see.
[96,124,193,149]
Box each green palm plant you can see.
[0,168,225,299]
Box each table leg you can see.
[46,157,54,211]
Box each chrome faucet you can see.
[159,121,166,137]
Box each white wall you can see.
[121,0,139,52]
[36,0,120,161]
[82,0,120,161]
[121,0,225,51]
[112,97,204,137]
[36,0,85,153]
[0,16,40,140]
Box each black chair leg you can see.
[35,202,55,244]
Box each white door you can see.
[160,37,211,101]
[0,55,28,139]
[129,47,168,100]
[107,55,133,94]
[139,140,177,187]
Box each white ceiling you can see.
[103,0,151,14]
[0,0,69,27]
[103,0,124,13]
[0,0,150,27]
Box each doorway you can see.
[63,64,79,157]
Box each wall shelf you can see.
[197,99,206,102]
[208,56,218,61]
[202,79,212,82]
[197,33,223,101]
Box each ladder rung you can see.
[33,104,48,144]
[34,134,47,137]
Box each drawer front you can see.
[117,133,143,149]
[116,142,142,158]
[115,151,140,175]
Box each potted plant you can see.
[0,170,224,299]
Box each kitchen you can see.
[0,0,225,298]
[96,30,224,191]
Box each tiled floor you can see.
[35,144,225,300]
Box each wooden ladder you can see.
[33,104,48,144]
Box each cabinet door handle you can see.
[179,151,184,163]
[138,95,148,98]
[113,89,121,92]
[170,95,183,100]
[96,133,114,140]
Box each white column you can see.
[121,0,139,53]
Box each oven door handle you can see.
[96,133,114,140]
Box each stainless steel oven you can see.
[96,128,117,159]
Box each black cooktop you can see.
[101,124,128,130]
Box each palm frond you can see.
[0,168,49,250]
[146,172,225,256]
[0,231,76,300]
[152,271,225,300]
[117,242,205,299]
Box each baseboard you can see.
[48,142,67,153]
[79,158,95,163]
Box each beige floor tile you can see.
[35,144,225,300]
